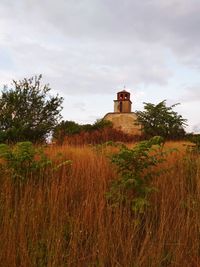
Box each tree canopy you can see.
[0,75,63,143]
[136,100,187,139]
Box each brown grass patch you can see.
[0,141,199,266]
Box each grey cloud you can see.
[37,0,200,54]
[180,85,200,103]
[1,36,171,95]
[0,0,200,95]
[2,0,200,49]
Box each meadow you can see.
[0,140,199,267]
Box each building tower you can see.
[114,90,132,113]
[103,89,141,136]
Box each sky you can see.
[0,0,200,132]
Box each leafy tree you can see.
[136,100,187,139]
[0,75,63,143]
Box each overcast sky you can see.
[0,0,200,132]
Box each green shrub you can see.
[186,134,200,153]
[107,136,169,213]
[53,119,113,144]
[91,119,112,130]
[0,141,71,183]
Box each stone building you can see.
[103,90,141,135]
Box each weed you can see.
[0,141,72,183]
[107,136,170,213]
[186,135,200,153]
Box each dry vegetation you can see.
[0,141,200,267]
[57,127,141,146]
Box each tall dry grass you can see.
[0,142,200,267]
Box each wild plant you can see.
[0,141,71,183]
[186,134,200,153]
[107,136,170,214]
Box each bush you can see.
[0,142,71,183]
[53,119,129,145]
[107,136,170,214]
[185,134,200,153]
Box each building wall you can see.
[122,101,132,112]
[104,112,141,135]
[114,101,119,112]
[114,100,131,113]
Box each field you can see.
[0,141,200,267]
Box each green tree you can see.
[0,75,63,143]
[136,100,187,139]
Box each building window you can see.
[120,94,123,100]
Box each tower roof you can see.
[117,89,130,94]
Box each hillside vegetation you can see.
[0,140,199,267]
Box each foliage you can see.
[53,121,82,141]
[91,119,112,130]
[0,141,71,183]
[53,119,113,144]
[0,75,63,143]
[108,136,168,213]
[136,100,187,140]
[186,134,200,153]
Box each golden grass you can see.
[0,141,200,267]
